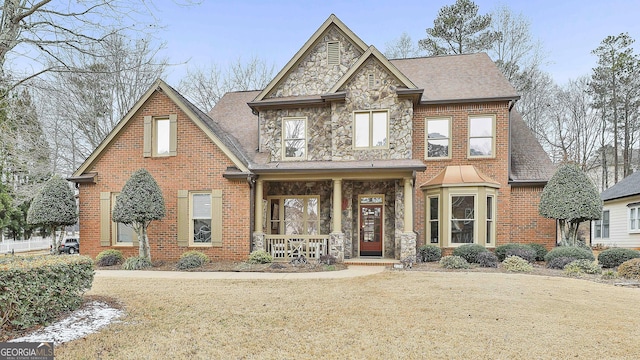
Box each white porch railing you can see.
[265,235,329,261]
[1,237,53,254]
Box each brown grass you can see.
[50,270,640,359]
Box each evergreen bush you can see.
[418,245,442,262]
[546,256,576,269]
[544,246,594,263]
[495,243,535,261]
[247,250,273,264]
[502,255,533,272]
[563,259,601,276]
[527,243,548,261]
[476,251,498,268]
[617,258,640,280]
[96,249,124,267]
[597,248,640,268]
[122,256,152,270]
[439,255,470,269]
[452,243,488,263]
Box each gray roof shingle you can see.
[601,170,640,201]
[509,111,555,183]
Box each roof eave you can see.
[250,164,426,175]
[66,172,98,184]
[508,180,549,187]
[420,95,520,105]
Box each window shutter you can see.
[169,114,177,156]
[212,189,223,247]
[327,41,339,65]
[143,116,152,157]
[100,192,111,246]
[177,190,189,247]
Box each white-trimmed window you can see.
[630,206,640,232]
[469,115,495,157]
[354,110,388,149]
[282,117,307,160]
[111,193,136,246]
[426,117,451,159]
[191,192,212,245]
[451,195,476,244]
[428,196,440,244]
[269,196,320,235]
[595,210,610,238]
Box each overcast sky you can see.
[155,0,640,87]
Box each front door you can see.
[360,204,383,256]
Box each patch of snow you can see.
[10,301,124,345]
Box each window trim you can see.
[449,193,477,246]
[268,195,321,235]
[353,110,389,150]
[281,117,308,160]
[595,210,610,238]
[427,195,440,244]
[468,115,496,158]
[486,195,495,246]
[425,117,452,160]
[144,114,177,157]
[629,206,640,233]
[189,191,213,247]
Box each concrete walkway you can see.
[94,265,386,280]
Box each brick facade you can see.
[77,90,251,261]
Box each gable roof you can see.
[601,170,640,201]
[329,46,417,93]
[71,79,250,178]
[509,111,555,184]
[254,14,368,102]
[390,53,519,104]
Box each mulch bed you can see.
[96,259,348,273]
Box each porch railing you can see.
[264,235,329,261]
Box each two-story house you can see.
[69,15,556,262]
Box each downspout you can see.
[507,99,516,184]
[248,174,256,252]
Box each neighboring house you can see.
[592,171,640,249]
[69,14,556,262]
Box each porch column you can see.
[332,179,342,232]
[255,179,264,233]
[403,177,413,231]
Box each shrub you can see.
[597,248,640,268]
[617,258,640,280]
[318,253,337,265]
[122,256,152,270]
[0,255,94,330]
[452,244,488,263]
[601,269,618,279]
[247,250,272,264]
[495,244,534,261]
[418,245,442,262]
[547,256,576,269]
[544,246,594,263]
[476,251,498,268]
[176,251,209,270]
[95,249,124,267]
[501,255,533,272]
[506,247,536,263]
[563,259,601,276]
[439,255,470,269]
[527,243,548,261]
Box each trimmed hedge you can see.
[544,246,594,263]
[0,255,94,330]
[452,244,488,263]
[495,244,535,261]
[96,249,124,267]
[439,255,470,269]
[176,251,209,270]
[418,245,442,262]
[597,248,640,269]
[247,250,273,264]
[476,251,498,268]
[527,243,548,261]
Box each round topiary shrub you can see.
[122,256,152,270]
[544,246,594,263]
[452,244,488,263]
[597,248,640,268]
[439,255,470,269]
[495,244,535,261]
[247,250,273,264]
[501,255,533,272]
[527,243,548,261]
[547,256,576,269]
[95,249,124,266]
[617,258,640,279]
[563,259,601,276]
[506,247,536,263]
[476,251,498,268]
[418,245,442,262]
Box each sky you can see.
[151,0,640,87]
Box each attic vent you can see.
[368,74,375,88]
[327,41,340,65]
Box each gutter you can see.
[420,95,520,105]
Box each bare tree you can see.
[179,56,275,112]
[384,32,424,59]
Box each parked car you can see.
[58,238,80,254]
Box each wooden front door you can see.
[360,204,383,256]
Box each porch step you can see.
[344,258,400,266]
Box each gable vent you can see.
[327,41,340,66]
[368,74,375,88]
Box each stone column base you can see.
[329,232,345,262]
[398,232,417,261]
[252,232,265,252]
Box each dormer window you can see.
[327,41,340,65]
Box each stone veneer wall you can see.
[269,26,363,98]
[332,58,413,161]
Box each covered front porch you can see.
[250,161,425,262]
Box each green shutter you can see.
[212,189,223,247]
[143,116,152,157]
[100,192,111,246]
[169,114,177,156]
[177,190,189,247]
